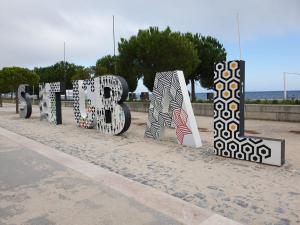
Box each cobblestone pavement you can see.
[0,104,299,225]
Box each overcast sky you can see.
[0,0,299,92]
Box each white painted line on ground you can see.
[0,126,243,225]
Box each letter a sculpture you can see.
[145,71,202,148]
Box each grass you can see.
[244,99,300,105]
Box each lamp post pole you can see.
[283,72,287,100]
[64,41,67,100]
[236,13,242,60]
[113,15,117,74]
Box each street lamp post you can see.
[113,15,117,74]
[283,72,286,100]
[64,41,67,100]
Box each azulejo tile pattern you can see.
[72,75,131,135]
[39,82,63,125]
[18,84,32,119]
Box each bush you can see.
[245,99,300,105]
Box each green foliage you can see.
[0,67,39,91]
[118,36,141,92]
[0,69,11,93]
[0,69,11,107]
[245,99,300,105]
[133,98,300,105]
[0,67,39,112]
[95,55,137,92]
[95,55,138,93]
[34,61,83,89]
[118,27,199,92]
[71,67,92,81]
[185,33,227,92]
[95,55,117,76]
[194,99,214,103]
[1,27,228,99]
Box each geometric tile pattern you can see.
[145,71,202,148]
[214,60,285,166]
[73,79,95,128]
[72,75,131,135]
[39,82,63,125]
[18,84,32,119]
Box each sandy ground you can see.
[0,104,299,225]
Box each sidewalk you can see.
[0,127,242,225]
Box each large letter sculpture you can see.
[39,82,64,125]
[145,71,202,148]
[214,60,285,166]
[18,84,32,118]
[72,75,131,135]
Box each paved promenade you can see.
[0,104,299,225]
[0,127,241,225]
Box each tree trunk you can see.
[0,93,2,107]
[65,90,67,101]
[15,89,19,114]
[191,79,196,102]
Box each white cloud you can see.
[0,0,299,68]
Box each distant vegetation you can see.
[0,26,227,108]
[0,67,39,111]
[1,27,226,88]
[33,61,94,93]
[1,25,298,108]
[192,99,300,105]
[128,98,300,105]
[245,99,300,105]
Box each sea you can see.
[195,90,300,100]
[11,90,297,101]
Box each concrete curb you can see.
[0,126,243,225]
